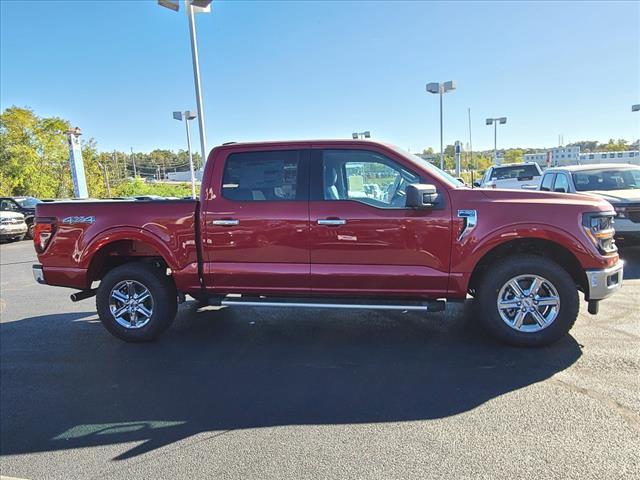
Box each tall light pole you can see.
[351,131,371,139]
[173,110,198,198]
[426,81,456,170]
[159,0,211,168]
[485,117,507,165]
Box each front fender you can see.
[453,222,598,275]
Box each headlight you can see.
[582,212,617,254]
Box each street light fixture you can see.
[159,0,212,171]
[426,80,456,170]
[352,131,371,139]
[633,104,640,112]
[486,116,507,165]
[173,110,198,198]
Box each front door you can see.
[309,147,452,298]
[201,147,311,294]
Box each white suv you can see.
[538,164,640,245]
[475,162,542,189]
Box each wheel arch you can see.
[468,238,588,296]
[84,228,180,284]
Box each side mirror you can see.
[473,181,481,188]
[456,177,466,185]
[406,184,439,208]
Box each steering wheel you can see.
[388,175,405,207]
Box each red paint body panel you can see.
[35,139,618,301]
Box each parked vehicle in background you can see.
[32,140,623,347]
[474,162,542,189]
[0,196,40,239]
[0,211,28,242]
[539,164,640,245]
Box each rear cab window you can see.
[221,150,308,201]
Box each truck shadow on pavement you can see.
[0,301,582,461]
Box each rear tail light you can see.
[34,218,57,253]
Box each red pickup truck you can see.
[32,140,623,346]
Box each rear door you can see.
[308,147,452,298]
[201,146,311,294]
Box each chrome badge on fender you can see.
[62,216,96,225]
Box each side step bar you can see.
[208,296,446,313]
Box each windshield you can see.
[15,197,41,208]
[572,168,640,191]
[390,145,464,188]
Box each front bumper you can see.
[32,264,45,284]
[0,225,28,238]
[585,261,623,301]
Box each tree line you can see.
[0,107,200,199]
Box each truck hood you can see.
[0,211,25,220]
[476,188,613,211]
[581,189,640,204]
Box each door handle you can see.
[212,219,239,226]
[317,219,346,226]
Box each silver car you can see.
[539,163,640,244]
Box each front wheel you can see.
[96,262,177,342]
[477,255,578,347]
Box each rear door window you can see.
[222,150,307,201]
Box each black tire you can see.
[477,254,578,347]
[26,222,34,240]
[96,262,177,342]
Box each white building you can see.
[578,150,639,165]
[525,146,639,167]
[524,146,580,166]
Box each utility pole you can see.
[130,147,137,178]
[98,161,111,197]
[468,108,474,185]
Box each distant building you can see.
[525,146,639,167]
[524,146,580,166]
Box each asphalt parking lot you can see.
[0,239,638,480]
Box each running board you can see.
[210,296,446,313]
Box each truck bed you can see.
[35,199,200,291]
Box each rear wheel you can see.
[26,222,34,240]
[96,262,177,342]
[477,255,578,347]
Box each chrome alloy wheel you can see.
[109,280,154,329]
[497,274,560,333]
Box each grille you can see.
[1,218,22,225]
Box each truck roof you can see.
[216,139,396,149]
[544,163,639,172]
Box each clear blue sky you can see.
[1,0,638,154]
